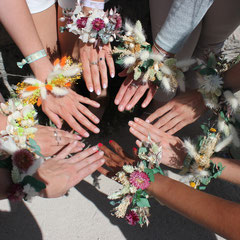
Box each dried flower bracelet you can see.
[113,20,196,92]
[108,138,164,227]
[60,4,122,47]
[16,57,82,106]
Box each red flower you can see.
[92,18,105,31]
[7,184,24,201]
[12,149,34,172]
[77,17,88,29]
[129,171,150,190]
[126,210,139,226]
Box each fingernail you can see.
[133,147,137,152]
[81,143,85,148]
[109,140,113,144]
[142,103,146,108]
[119,105,124,112]
[115,99,119,105]
[100,159,105,163]
[77,135,82,140]
[103,83,107,89]
[95,118,100,124]
[99,151,104,156]
[111,73,115,78]
[94,128,100,133]
[98,143,103,147]
[89,87,93,92]
[128,121,133,126]
[126,105,131,110]
[146,119,150,123]
[130,127,134,132]
[84,132,90,138]
[93,146,98,151]
[96,90,101,96]
[134,117,139,122]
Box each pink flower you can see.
[92,18,105,31]
[7,184,24,201]
[77,17,88,29]
[113,14,122,29]
[129,171,150,190]
[12,149,34,172]
[126,210,139,226]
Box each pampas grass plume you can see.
[123,56,136,67]
[184,139,197,158]
[224,90,239,112]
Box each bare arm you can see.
[148,174,240,240]
[0,0,52,82]
[223,62,240,92]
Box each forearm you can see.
[211,157,240,185]
[223,62,240,92]
[0,114,7,132]
[148,174,240,240]
[0,169,12,200]
[0,0,52,82]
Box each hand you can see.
[35,125,85,157]
[79,41,115,95]
[114,69,158,112]
[41,89,100,137]
[146,90,207,134]
[35,142,105,198]
[129,117,186,169]
[97,140,137,177]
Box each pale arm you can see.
[0,0,53,82]
[148,174,240,240]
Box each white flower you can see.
[123,55,136,67]
[139,50,150,61]
[184,139,198,159]
[23,184,39,202]
[200,75,223,94]
[0,136,19,155]
[123,165,134,173]
[161,76,171,92]
[224,90,239,112]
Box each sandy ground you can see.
[0,4,240,240]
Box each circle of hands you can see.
[33,41,207,198]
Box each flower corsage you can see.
[16,57,82,106]
[0,98,46,201]
[61,5,122,47]
[113,20,196,92]
[108,138,163,227]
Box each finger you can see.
[126,85,148,111]
[69,146,99,163]
[109,140,126,159]
[129,126,147,142]
[141,85,158,108]
[81,49,93,93]
[160,116,182,133]
[74,108,100,134]
[167,121,187,135]
[146,102,173,123]
[56,129,82,140]
[56,141,78,159]
[153,111,178,129]
[90,49,101,95]
[104,44,115,78]
[98,52,108,89]
[97,166,109,176]
[118,68,128,77]
[136,140,141,147]
[71,159,105,187]
[63,113,90,138]
[114,75,133,105]
[43,108,62,129]
[118,84,139,112]
[74,151,104,171]
[77,103,100,125]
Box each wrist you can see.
[153,42,174,58]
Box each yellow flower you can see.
[210,128,216,132]
[190,181,196,188]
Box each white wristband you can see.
[82,0,104,10]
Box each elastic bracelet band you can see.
[17,49,47,69]
[82,0,104,9]
[153,42,174,58]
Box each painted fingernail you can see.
[98,143,103,147]
[111,73,115,78]
[103,83,107,89]
[94,128,100,133]
[96,90,101,96]
[133,147,137,152]
[119,105,124,112]
[89,87,93,92]
[109,140,113,144]
[84,132,90,138]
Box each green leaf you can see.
[207,53,217,68]
[138,147,148,154]
[21,176,46,192]
[198,186,206,191]
[115,58,124,65]
[140,59,154,72]
[136,198,150,208]
[34,150,44,157]
[200,124,209,134]
[28,138,37,147]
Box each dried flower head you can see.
[12,149,34,172]
[7,183,24,201]
[77,17,88,29]
[129,171,150,190]
[126,210,139,226]
[92,18,105,31]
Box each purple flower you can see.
[12,149,34,172]
[7,184,24,201]
[126,210,139,226]
[92,18,105,31]
[77,17,88,29]
[129,171,150,190]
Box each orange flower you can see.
[25,86,39,91]
[60,56,67,67]
[54,58,60,66]
[45,84,53,91]
[210,128,216,133]
[37,98,42,107]
[65,82,71,88]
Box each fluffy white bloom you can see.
[160,65,172,75]
[200,75,223,94]
[23,184,39,201]
[217,116,230,136]
[0,136,19,155]
[139,50,150,61]
[123,55,136,67]
[229,124,240,147]
[215,135,233,152]
[124,21,134,33]
[51,87,69,96]
[176,59,196,71]
[223,90,239,112]
[150,53,164,62]
[23,78,42,86]
[161,76,171,92]
[184,139,198,158]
